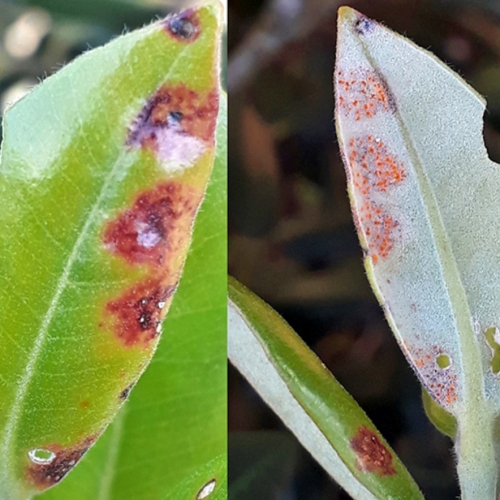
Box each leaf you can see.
[38,93,227,500]
[334,6,500,497]
[228,277,423,500]
[0,3,222,498]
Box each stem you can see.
[456,405,497,500]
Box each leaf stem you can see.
[456,406,497,500]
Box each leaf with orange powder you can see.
[0,2,222,498]
[335,7,500,498]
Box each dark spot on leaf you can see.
[119,382,136,400]
[106,279,176,347]
[103,181,200,267]
[27,435,97,490]
[354,16,374,35]
[350,426,396,476]
[164,9,200,42]
[79,400,90,409]
[127,84,219,167]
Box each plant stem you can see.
[456,405,497,500]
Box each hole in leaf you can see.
[196,478,216,499]
[436,354,451,369]
[485,327,500,374]
[28,448,56,465]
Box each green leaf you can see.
[0,3,222,498]
[39,93,227,500]
[228,277,423,500]
[335,6,500,498]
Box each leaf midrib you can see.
[0,40,191,492]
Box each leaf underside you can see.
[335,6,500,497]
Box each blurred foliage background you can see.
[228,0,500,498]
[0,0,228,129]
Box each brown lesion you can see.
[350,426,396,476]
[128,84,219,150]
[105,279,177,346]
[26,435,98,490]
[163,9,201,42]
[103,181,199,268]
[102,181,202,347]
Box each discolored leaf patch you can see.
[128,85,218,173]
[164,9,201,42]
[350,426,396,477]
[26,435,98,490]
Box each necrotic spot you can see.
[197,479,216,499]
[354,16,374,35]
[165,9,200,41]
[103,181,199,267]
[27,436,97,490]
[127,84,218,172]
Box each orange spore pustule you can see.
[347,136,406,263]
[336,68,394,121]
[350,426,396,476]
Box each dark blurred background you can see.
[228,0,500,498]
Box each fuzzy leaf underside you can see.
[335,6,500,497]
[0,3,222,497]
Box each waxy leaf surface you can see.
[39,94,227,500]
[0,3,222,498]
[228,277,423,500]
[335,7,500,497]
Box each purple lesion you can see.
[163,9,201,42]
[354,16,374,35]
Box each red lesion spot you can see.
[163,9,201,42]
[102,181,202,347]
[26,435,98,490]
[336,68,395,121]
[350,426,396,476]
[103,182,199,267]
[105,279,175,346]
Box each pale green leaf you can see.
[335,6,500,498]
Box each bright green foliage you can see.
[0,3,222,498]
[335,6,500,498]
[40,95,227,500]
[228,277,423,500]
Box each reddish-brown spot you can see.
[164,9,201,42]
[102,181,203,347]
[350,426,396,476]
[106,279,175,346]
[128,83,218,151]
[79,400,90,410]
[336,68,395,121]
[103,182,199,267]
[27,435,97,490]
